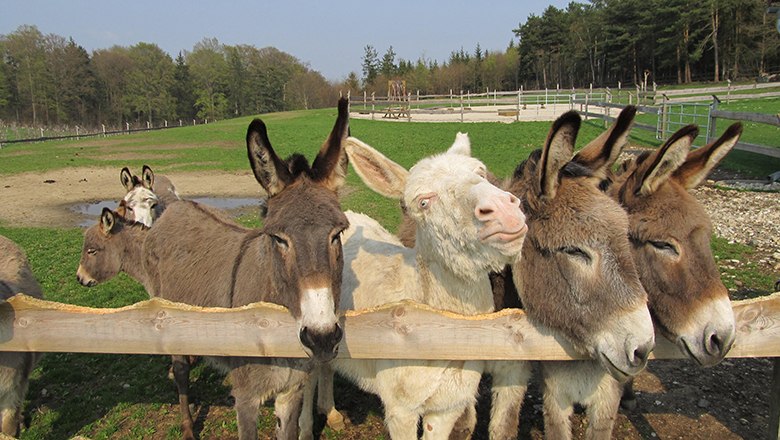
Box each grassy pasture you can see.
[0,106,777,439]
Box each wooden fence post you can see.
[770,358,780,440]
[371,92,375,121]
[707,97,719,144]
[460,91,464,123]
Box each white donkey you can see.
[120,165,180,226]
[300,133,528,439]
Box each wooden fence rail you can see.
[0,292,777,360]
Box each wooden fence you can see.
[0,292,778,437]
[0,292,777,360]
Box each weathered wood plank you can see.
[0,292,777,360]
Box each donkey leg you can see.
[317,363,345,430]
[541,364,574,440]
[298,366,317,439]
[422,408,466,440]
[583,376,621,440]
[385,406,421,440]
[275,386,304,440]
[448,404,476,440]
[488,360,532,440]
[619,377,637,410]
[171,355,196,440]
[0,407,20,437]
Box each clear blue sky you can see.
[2,0,571,81]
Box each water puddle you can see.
[72,197,260,227]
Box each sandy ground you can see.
[0,167,263,228]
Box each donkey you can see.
[0,235,43,437]
[476,110,654,440]
[77,98,351,440]
[300,132,527,439]
[574,122,742,409]
[120,165,181,226]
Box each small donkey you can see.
[120,165,180,226]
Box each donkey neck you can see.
[414,251,494,315]
[118,223,155,293]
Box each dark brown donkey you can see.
[76,98,351,440]
[575,122,741,408]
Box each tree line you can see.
[0,26,340,129]
[1,0,778,129]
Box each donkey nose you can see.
[627,339,653,370]
[702,323,735,363]
[474,192,521,221]
[299,324,342,363]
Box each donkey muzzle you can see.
[299,323,343,363]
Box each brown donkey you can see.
[576,122,742,407]
[77,98,351,440]
[501,109,655,440]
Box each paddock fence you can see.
[0,291,779,437]
[0,118,214,148]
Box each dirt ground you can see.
[1,166,778,439]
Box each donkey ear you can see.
[100,207,116,236]
[447,132,471,156]
[538,111,580,199]
[311,97,350,192]
[572,105,636,176]
[141,165,155,189]
[120,167,134,191]
[115,200,128,219]
[346,136,408,199]
[624,125,697,199]
[673,123,742,189]
[246,118,292,197]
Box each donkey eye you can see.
[271,235,289,249]
[559,246,592,263]
[331,229,344,245]
[419,198,431,210]
[649,240,678,255]
[87,248,98,256]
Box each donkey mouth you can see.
[598,352,631,382]
[479,223,528,243]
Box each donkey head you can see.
[77,202,146,287]
[120,166,160,227]
[246,98,351,362]
[508,110,655,381]
[607,123,741,367]
[346,132,527,280]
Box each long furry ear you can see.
[311,97,350,191]
[99,207,116,236]
[538,111,580,200]
[447,132,471,156]
[572,105,636,177]
[246,118,292,197]
[346,137,408,199]
[673,123,742,189]
[120,167,134,191]
[621,125,697,201]
[141,165,155,189]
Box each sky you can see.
[2,0,571,82]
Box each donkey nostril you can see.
[478,208,493,216]
[706,332,723,356]
[631,342,652,367]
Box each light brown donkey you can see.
[575,122,742,408]
[503,109,655,440]
[77,98,352,440]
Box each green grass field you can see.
[0,104,778,439]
